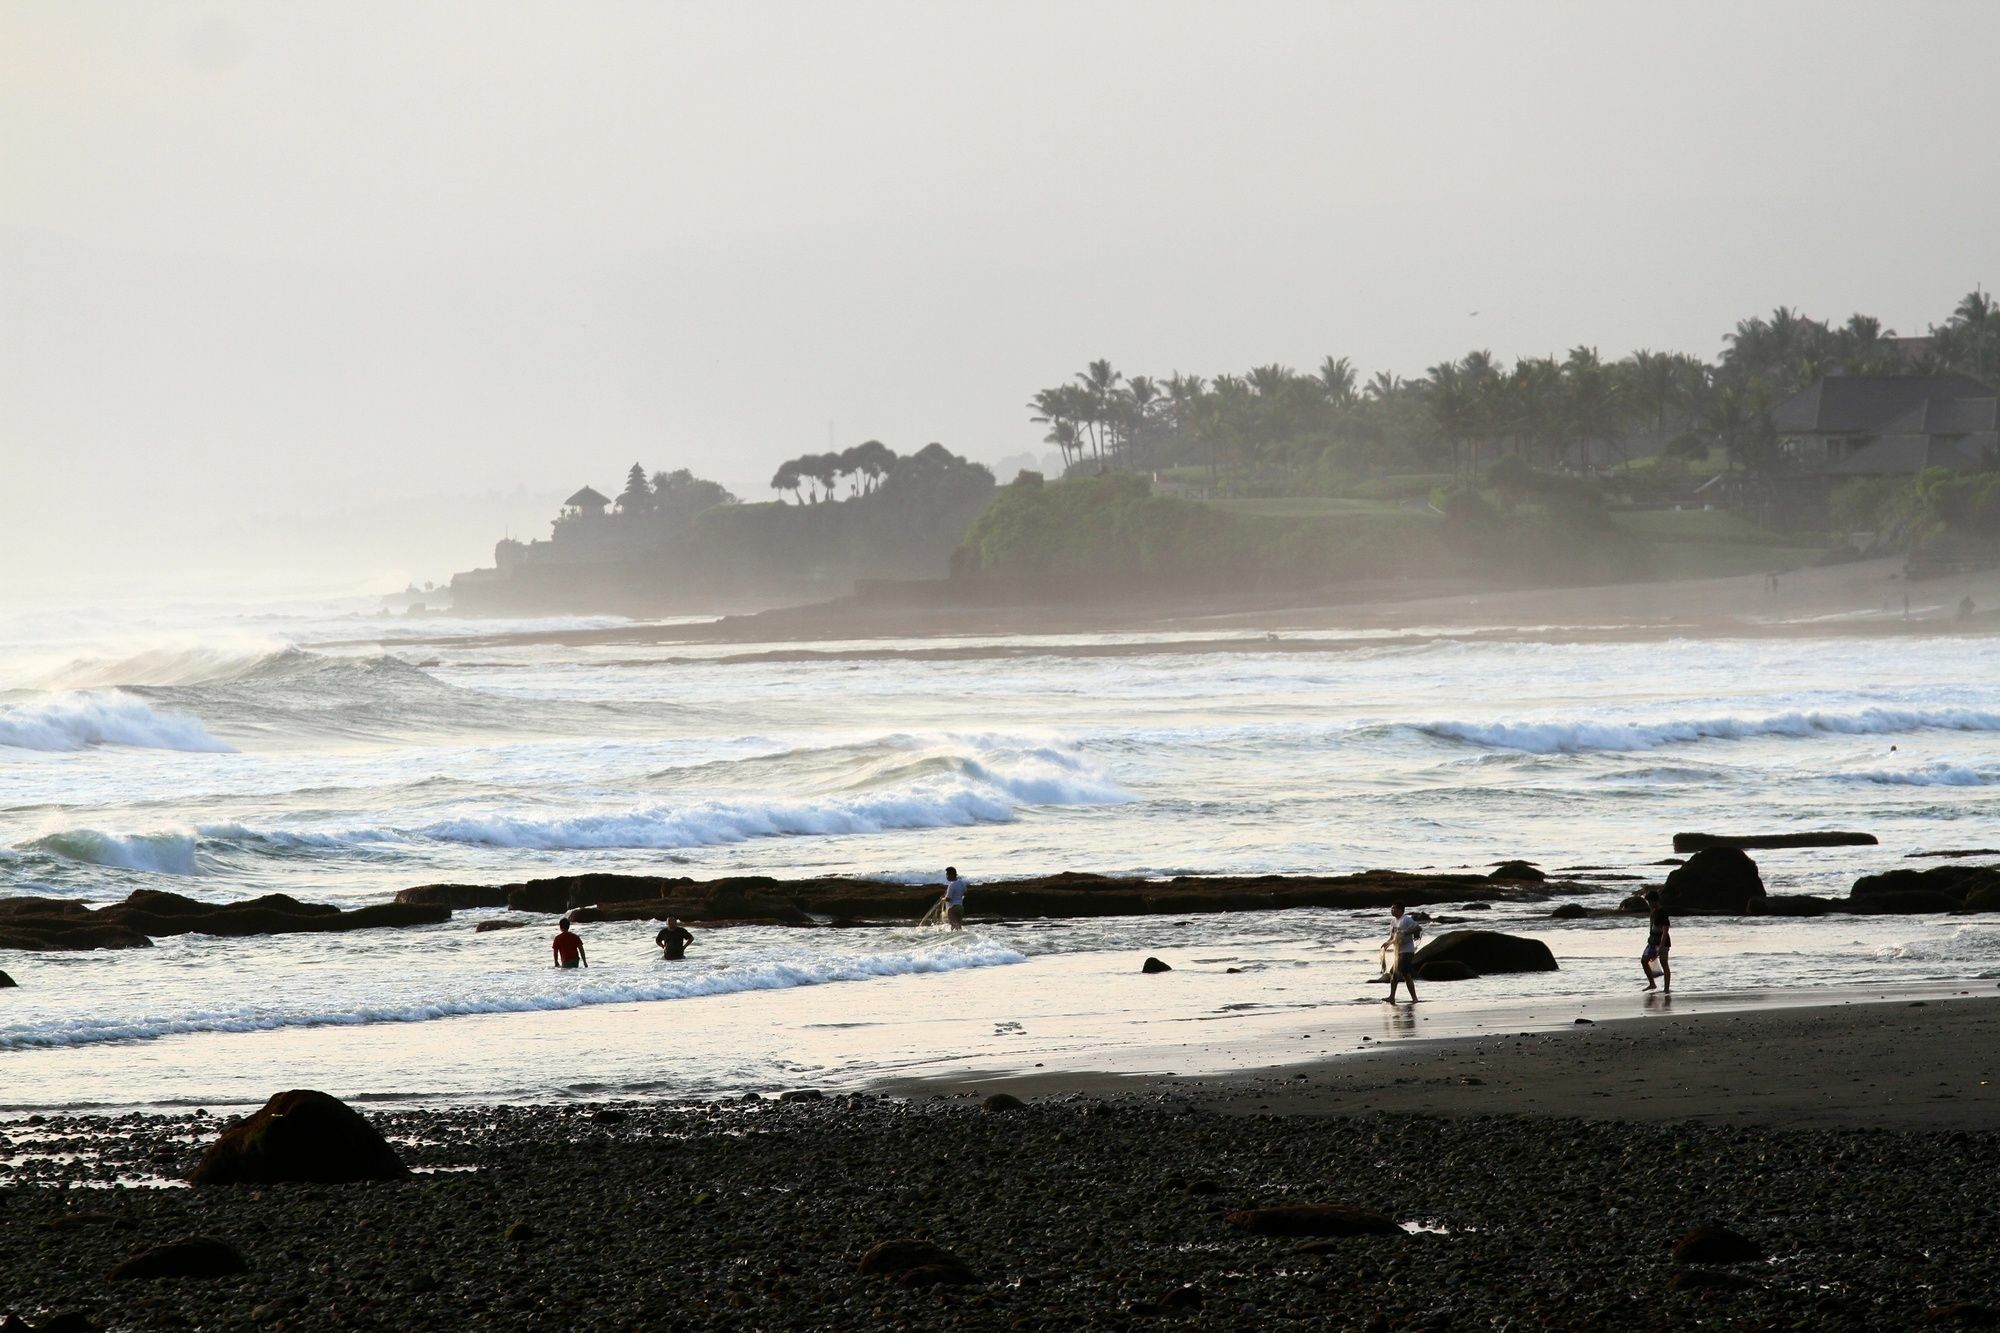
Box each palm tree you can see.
[1074,359,1124,463]
[1124,375,1162,470]
[1563,347,1625,473]
[1363,370,1404,403]
[1316,356,1358,408]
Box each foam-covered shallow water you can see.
[3,592,1998,1110]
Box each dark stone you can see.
[35,1316,97,1333]
[395,883,512,909]
[506,1220,535,1243]
[1226,1204,1400,1237]
[1843,890,1963,915]
[778,1089,823,1103]
[1412,930,1558,976]
[474,919,530,932]
[1618,893,1651,913]
[1488,860,1545,882]
[980,1093,1025,1113]
[189,1089,409,1185]
[1457,902,1493,911]
[1415,960,1478,982]
[857,1239,974,1284]
[108,1236,248,1280]
[1672,1223,1763,1264]
[1927,1301,1999,1326]
[1141,956,1173,974]
[1668,1269,1758,1292]
[1662,848,1766,914]
[1184,1179,1222,1195]
[1158,1284,1204,1310]
[1747,895,1835,917]
[590,1108,628,1124]
[0,969,14,987]
[1673,831,1876,852]
[1549,902,1587,919]
[1852,864,2000,909]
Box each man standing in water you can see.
[944,866,969,931]
[552,917,587,969]
[1642,891,1672,991]
[1384,902,1420,1003]
[655,917,694,961]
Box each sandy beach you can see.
[3,996,1997,1330]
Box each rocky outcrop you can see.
[0,892,449,952]
[386,868,1564,928]
[1413,930,1558,975]
[1415,959,1477,981]
[1662,848,1766,914]
[1849,864,2000,913]
[1673,831,1876,852]
[1549,902,1587,919]
[189,1089,410,1185]
[0,969,15,987]
[1141,956,1172,974]
[395,883,511,910]
[1488,860,1545,882]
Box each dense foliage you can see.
[1023,291,2000,493]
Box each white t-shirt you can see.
[945,877,968,907]
[1394,913,1420,954]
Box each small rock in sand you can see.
[1672,1223,1763,1264]
[1227,1204,1400,1238]
[108,1236,247,1281]
[1142,956,1173,974]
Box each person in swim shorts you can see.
[1642,892,1671,991]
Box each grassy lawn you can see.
[1207,497,1421,519]
[1610,509,1828,577]
[1609,507,1808,546]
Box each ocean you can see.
[3,593,1997,1111]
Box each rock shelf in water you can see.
[394,869,1564,925]
[0,890,450,952]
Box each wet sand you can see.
[4,994,1996,1330]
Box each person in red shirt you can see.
[552,917,587,969]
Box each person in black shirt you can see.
[655,918,694,962]
[1641,892,1671,992]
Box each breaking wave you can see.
[23,829,202,875]
[0,940,1028,1050]
[1419,707,2000,755]
[0,691,234,754]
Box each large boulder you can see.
[1851,864,2000,909]
[0,969,14,987]
[1415,959,1477,981]
[189,1089,409,1185]
[1412,930,1557,975]
[1662,848,1766,914]
[396,883,512,910]
[1488,860,1545,882]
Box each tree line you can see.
[1024,289,2000,488]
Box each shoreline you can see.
[339,554,2000,653]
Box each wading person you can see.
[944,866,968,931]
[1642,892,1671,991]
[1384,902,1421,1003]
[552,917,587,970]
[655,917,693,961]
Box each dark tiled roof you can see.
[1769,374,1997,434]
[563,486,611,508]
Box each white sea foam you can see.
[0,691,234,753]
[1872,924,2000,963]
[1420,707,2000,754]
[1833,764,1991,787]
[25,829,202,875]
[0,940,1028,1050]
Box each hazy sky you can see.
[4,0,1996,597]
